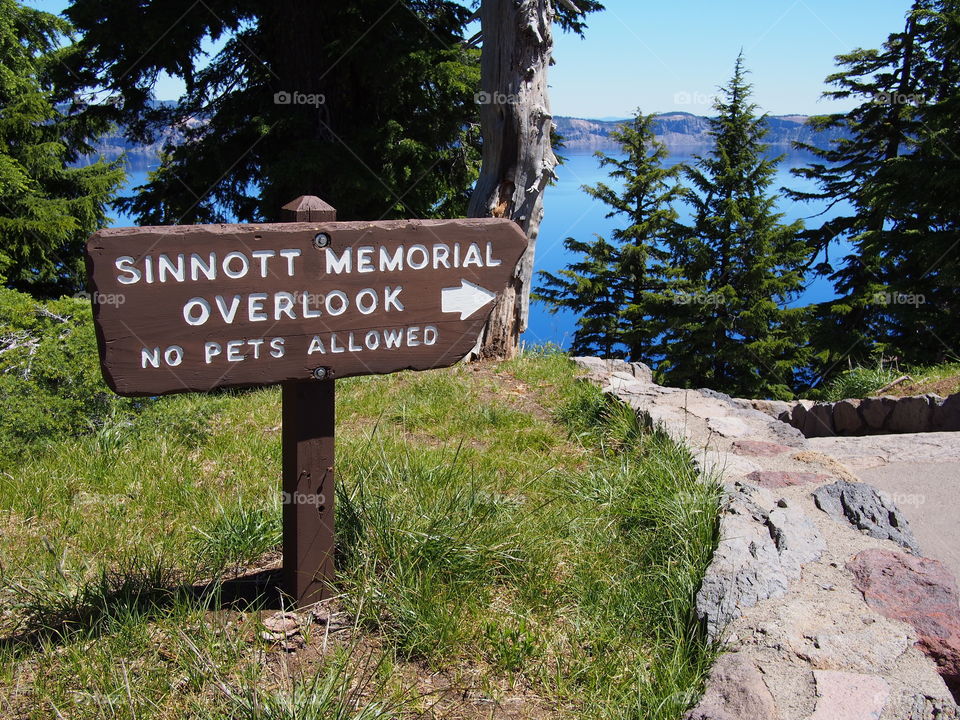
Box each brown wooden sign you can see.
[85,218,527,396]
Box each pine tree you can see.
[0,0,123,297]
[861,1,960,363]
[790,0,960,372]
[534,112,681,360]
[535,235,624,356]
[56,1,482,225]
[662,55,809,400]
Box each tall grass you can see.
[331,352,721,718]
[191,502,281,575]
[814,359,960,400]
[197,648,408,720]
[815,364,900,401]
[0,352,720,719]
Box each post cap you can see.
[281,196,337,222]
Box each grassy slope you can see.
[0,351,720,720]
[813,361,960,401]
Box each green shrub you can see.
[0,288,140,464]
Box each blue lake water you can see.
[111,169,150,227]
[111,151,849,351]
[527,149,849,349]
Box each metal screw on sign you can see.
[313,232,331,249]
[312,367,330,381]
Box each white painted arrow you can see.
[441,279,497,320]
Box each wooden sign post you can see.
[280,196,337,606]
[84,197,527,606]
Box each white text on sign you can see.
[122,242,504,370]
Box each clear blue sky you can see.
[550,0,912,117]
[28,0,912,117]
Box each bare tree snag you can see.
[468,0,558,360]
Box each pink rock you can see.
[683,652,779,720]
[732,439,795,457]
[809,670,889,720]
[262,611,301,636]
[848,548,960,699]
[744,470,829,489]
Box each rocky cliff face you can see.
[555,113,848,153]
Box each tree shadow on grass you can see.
[0,562,296,655]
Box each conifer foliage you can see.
[535,113,681,360]
[792,0,960,370]
[538,58,808,399]
[58,1,482,225]
[662,55,809,399]
[0,0,123,297]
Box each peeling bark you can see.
[468,0,557,360]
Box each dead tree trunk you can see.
[468,0,557,360]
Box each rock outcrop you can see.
[814,481,921,554]
[696,484,825,640]
[685,652,780,720]
[552,114,850,153]
[849,549,960,699]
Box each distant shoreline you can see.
[83,112,844,168]
[554,113,845,153]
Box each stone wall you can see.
[767,394,960,438]
[573,358,960,720]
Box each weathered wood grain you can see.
[85,218,526,396]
